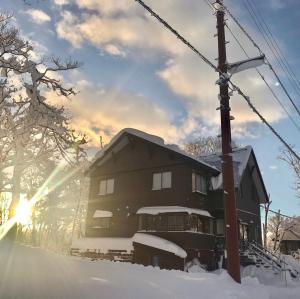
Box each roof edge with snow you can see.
[136,206,213,218]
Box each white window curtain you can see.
[106,179,114,194]
[192,172,207,194]
[99,180,107,195]
[152,173,162,190]
[152,172,172,190]
[99,179,115,195]
[162,171,172,189]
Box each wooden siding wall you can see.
[86,137,212,238]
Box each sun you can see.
[15,199,32,225]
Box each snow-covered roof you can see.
[202,146,253,189]
[136,206,212,218]
[132,233,187,258]
[93,210,113,218]
[90,128,219,173]
[202,146,268,203]
[71,238,133,253]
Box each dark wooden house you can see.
[71,128,268,270]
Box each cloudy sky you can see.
[4,0,300,215]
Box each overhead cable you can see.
[223,2,300,118]
[133,0,300,161]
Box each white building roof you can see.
[93,210,113,218]
[136,206,212,218]
[71,238,133,253]
[132,233,187,258]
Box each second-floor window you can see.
[99,178,115,195]
[152,171,172,190]
[192,172,207,194]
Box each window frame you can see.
[192,171,207,195]
[89,217,111,229]
[152,171,172,190]
[98,178,115,195]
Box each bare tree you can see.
[267,210,298,254]
[262,199,271,248]
[279,147,300,199]
[0,13,84,222]
[184,136,222,157]
[184,135,238,157]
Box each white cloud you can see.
[54,0,287,142]
[54,0,70,5]
[56,11,83,48]
[46,85,181,146]
[103,44,126,57]
[25,9,51,24]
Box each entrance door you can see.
[239,223,249,242]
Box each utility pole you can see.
[215,0,241,283]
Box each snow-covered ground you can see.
[0,241,300,299]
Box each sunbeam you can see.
[0,161,85,241]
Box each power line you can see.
[268,208,300,220]
[225,24,300,133]
[244,0,300,95]
[223,2,300,119]
[133,0,300,161]
[242,0,300,108]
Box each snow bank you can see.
[132,233,187,258]
[1,243,300,299]
[71,237,133,253]
[282,254,300,273]
[136,206,212,218]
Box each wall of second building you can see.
[209,159,263,243]
[86,136,214,238]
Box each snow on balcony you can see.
[133,233,187,258]
[93,210,113,218]
[136,206,212,218]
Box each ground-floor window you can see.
[89,217,111,229]
[138,213,212,234]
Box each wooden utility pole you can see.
[216,0,241,283]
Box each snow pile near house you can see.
[241,265,298,287]
[184,257,207,273]
[282,254,300,273]
[133,233,187,258]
